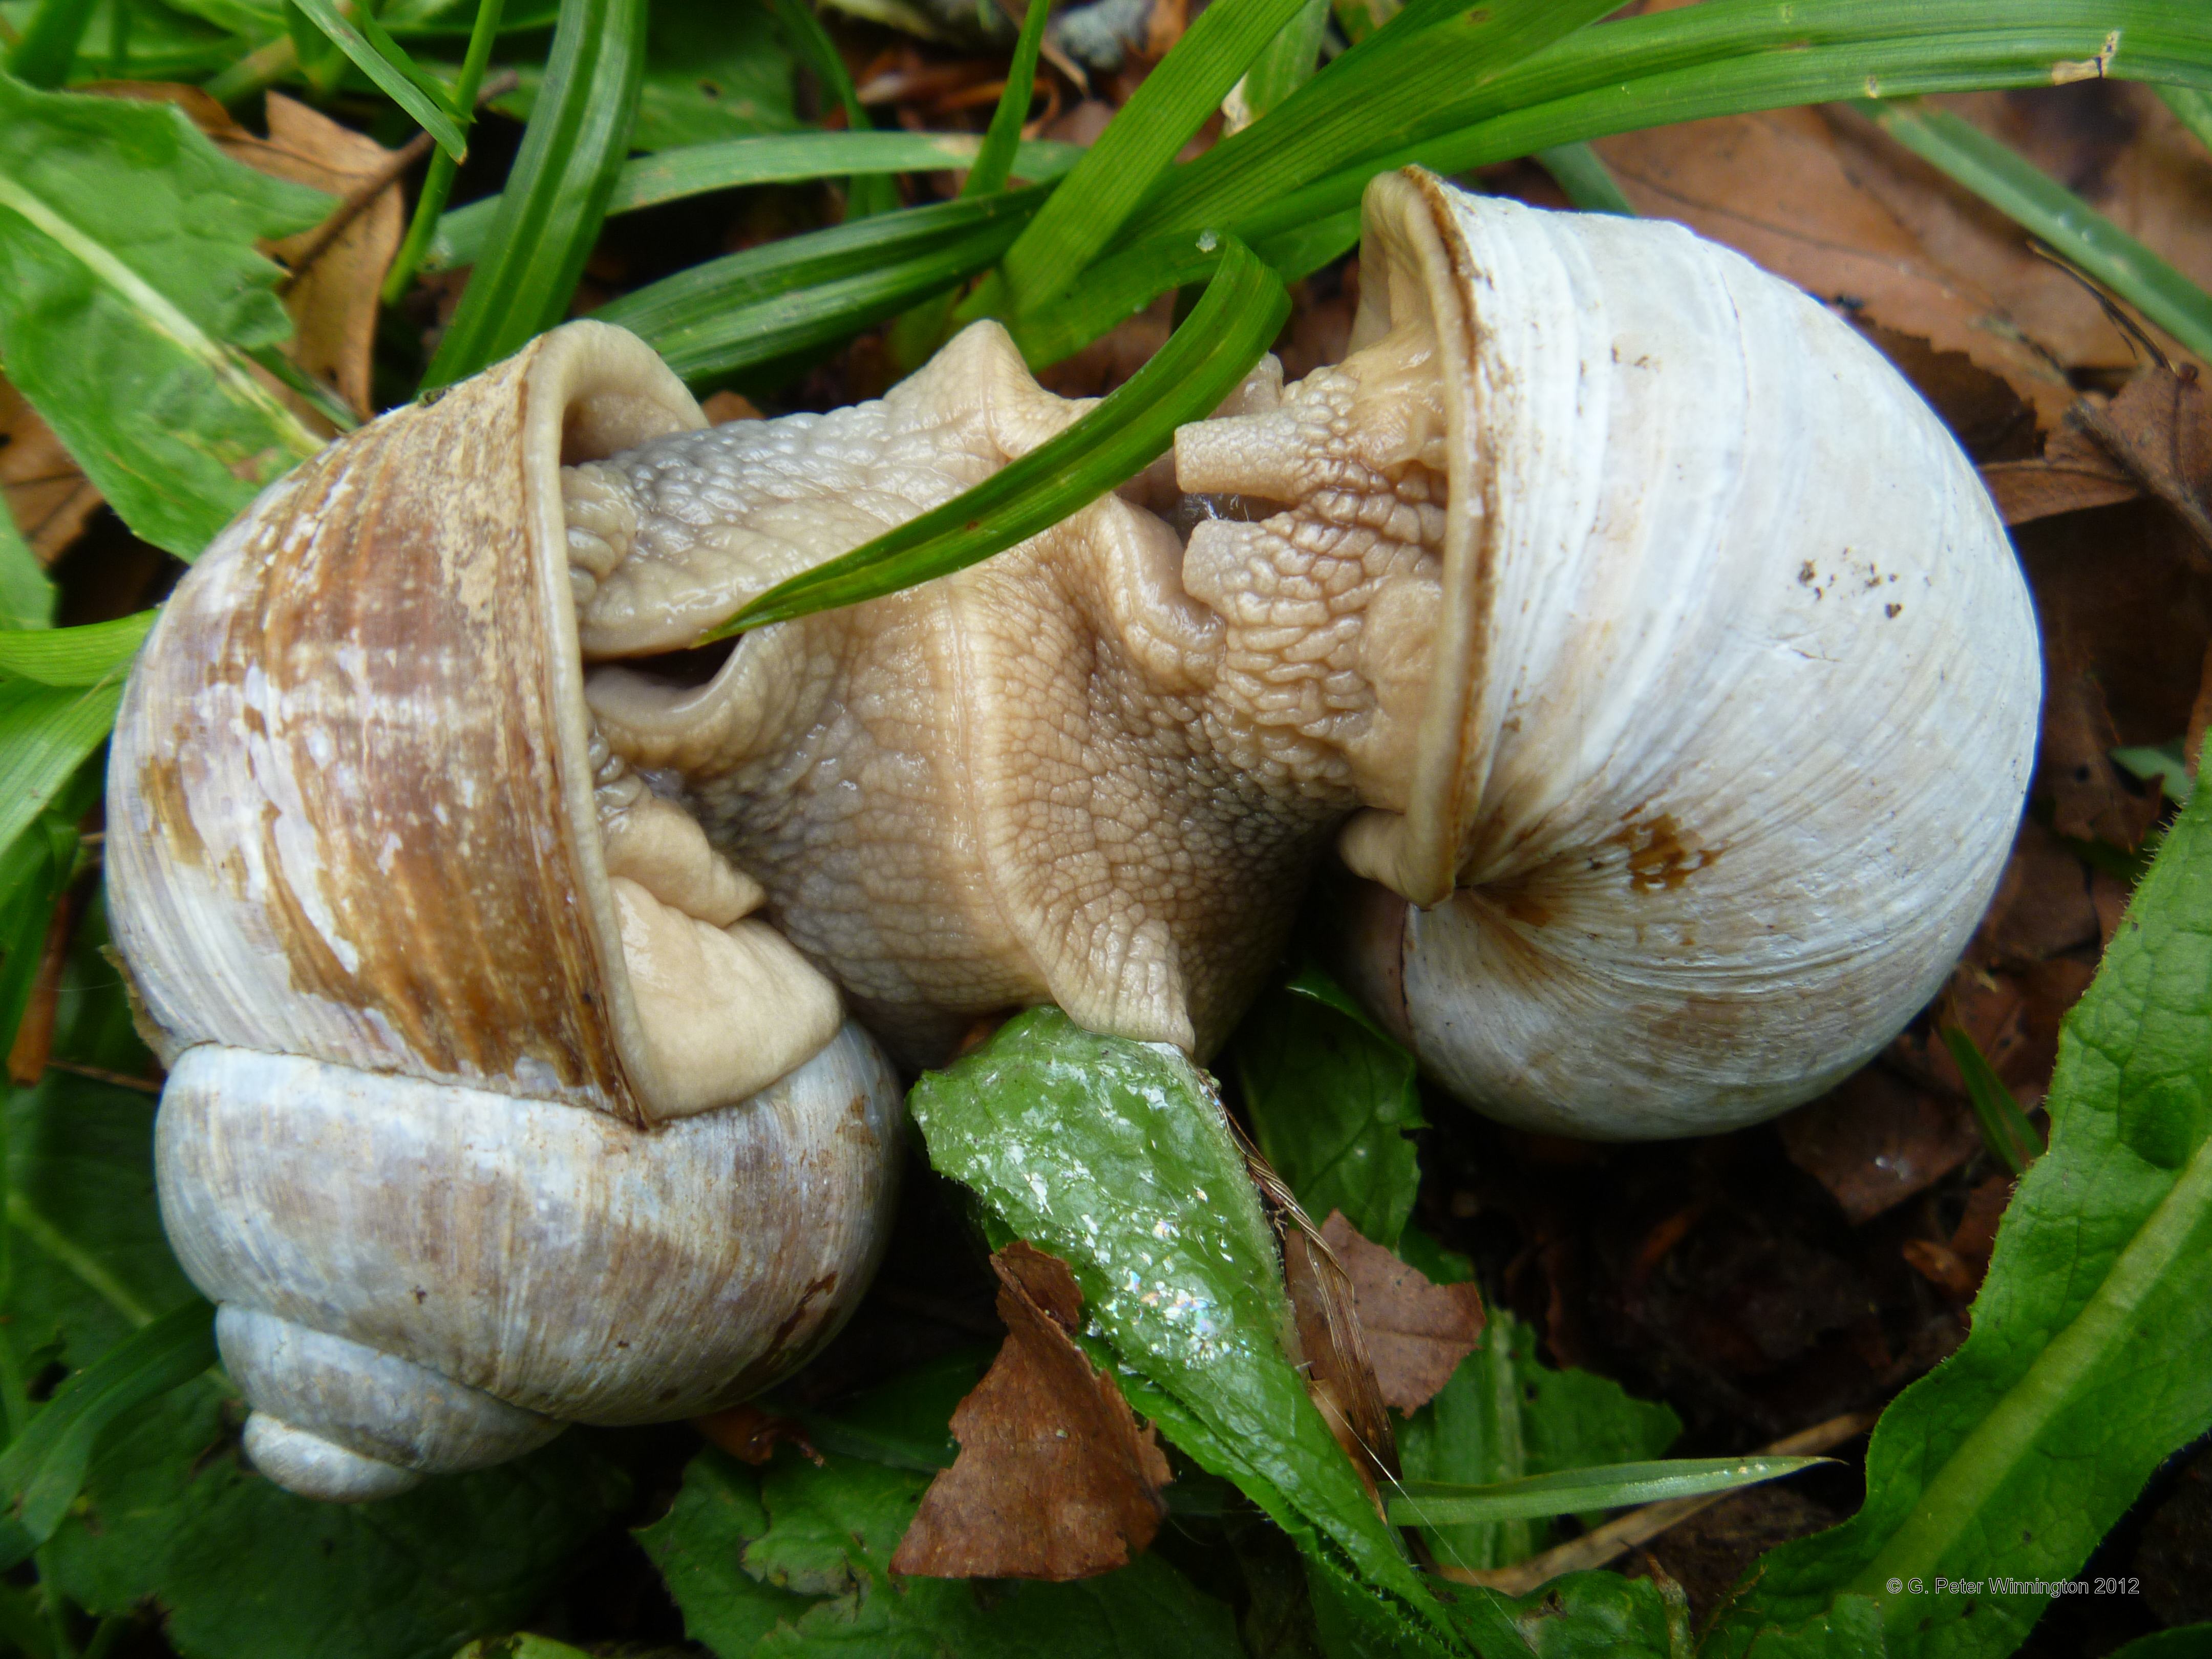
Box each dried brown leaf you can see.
[890,1240,1170,1582]
[2072,364,2212,555]
[1316,1211,1484,1415]
[0,378,100,564]
[1778,1068,1980,1224]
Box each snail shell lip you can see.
[242,1415,425,1503]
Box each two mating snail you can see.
[106,171,2040,1500]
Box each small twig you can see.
[277,69,518,293]
[40,1059,162,1095]
[1433,1410,1877,1598]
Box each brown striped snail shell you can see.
[108,324,902,1501]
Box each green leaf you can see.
[2107,1629,2212,1659]
[1711,776,2212,1658]
[963,0,1049,201]
[429,132,1082,271]
[6,0,99,86]
[1399,1308,1679,1572]
[1389,1457,1829,1528]
[992,0,1315,313]
[0,511,53,632]
[2115,739,2196,806]
[906,1008,1471,1655]
[0,611,154,687]
[1533,141,1633,214]
[636,1443,1247,1657]
[0,1301,215,1572]
[0,679,122,862]
[421,0,645,389]
[595,185,1044,385]
[288,0,469,157]
[715,239,1290,635]
[0,770,95,1068]
[0,73,326,560]
[1230,973,1424,1249]
[765,1347,989,1473]
[380,0,506,304]
[1855,97,2212,366]
[1939,1025,2043,1178]
[455,1638,594,1659]
[2159,83,2212,152]
[1498,1570,1692,1659]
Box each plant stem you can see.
[381,0,507,305]
[6,0,100,87]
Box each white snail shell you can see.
[1287,173,2042,1137]
[107,324,903,1500]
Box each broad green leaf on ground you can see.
[423,0,645,387]
[0,505,51,631]
[1399,1309,1679,1573]
[717,241,1289,633]
[2107,1629,2212,1659]
[636,1443,1245,1658]
[1710,778,2212,1659]
[0,1300,214,1571]
[494,0,798,151]
[428,133,1083,271]
[0,74,325,560]
[1231,967,1424,1248]
[907,1008,1489,1657]
[1,1068,633,1659]
[0,678,123,861]
[1498,1570,1691,1659]
[0,610,153,687]
[765,1347,989,1472]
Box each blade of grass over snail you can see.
[1124,1,2212,247]
[1386,1457,1834,1528]
[287,0,469,160]
[1941,1027,2045,1178]
[0,1301,215,1572]
[421,0,643,389]
[6,0,100,86]
[1855,98,2212,365]
[760,0,896,221]
[704,240,1290,637]
[595,186,1046,381]
[426,134,1083,271]
[381,0,507,304]
[987,0,1317,316]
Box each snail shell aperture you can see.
[107,168,2039,1497]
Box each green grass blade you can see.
[711,239,1289,636]
[1942,1026,2045,1178]
[0,612,155,687]
[760,0,896,220]
[0,679,124,858]
[287,0,469,158]
[1535,140,1633,214]
[1236,0,1332,125]
[1123,0,1619,245]
[421,0,644,388]
[964,0,1049,200]
[993,0,1315,314]
[381,0,506,303]
[1857,97,2212,365]
[0,513,53,632]
[1387,1456,1831,1527]
[1130,2,2212,253]
[427,133,1081,270]
[596,185,1044,381]
[2159,82,2212,150]
[7,0,101,86]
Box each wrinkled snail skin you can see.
[107,324,903,1501]
[573,168,2038,1133]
